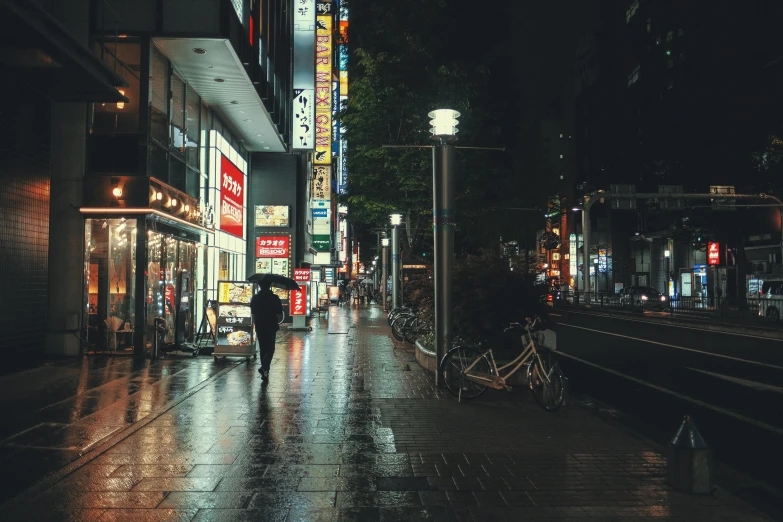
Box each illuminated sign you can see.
[314,13,332,164]
[292,0,315,149]
[313,234,331,252]
[708,242,720,265]
[255,205,289,227]
[293,269,311,282]
[219,155,244,238]
[311,165,331,207]
[290,285,307,316]
[598,248,607,273]
[256,236,289,258]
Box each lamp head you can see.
[390,213,403,226]
[382,238,390,247]
[428,109,460,140]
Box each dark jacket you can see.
[251,289,283,331]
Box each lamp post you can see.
[664,249,671,297]
[381,238,389,309]
[390,213,402,309]
[430,109,459,384]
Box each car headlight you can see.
[640,295,648,301]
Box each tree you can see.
[340,0,518,259]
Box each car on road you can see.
[619,286,668,311]
[758,278,783,322]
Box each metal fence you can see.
[562,292,775,327]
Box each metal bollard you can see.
[667,415,712,494]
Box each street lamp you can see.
[381,237,390,309]
[429,109,459,384]
[390,214,403,309]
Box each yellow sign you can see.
[314,15,332,164]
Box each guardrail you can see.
[561,292,776,328]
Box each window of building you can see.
[647,18,652,33]
[170,73,186,157]
[666,30,673,42]
[625,0,640,23]
[91,42,140,135]
[185,85,200,169]
[627,65,640,86]
[150,46,169,148]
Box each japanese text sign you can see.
[293,268,311,282]
[256,236,290,258]
[314,13,332,164]
[290,285,307,316]
[708,242,720,265]
[219,155,244,238]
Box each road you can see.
[551,307,783,496]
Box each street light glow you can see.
[664,249,671,258]
[428,109,460,138]
[390,213,403,226]
[382,238,390,247]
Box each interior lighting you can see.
[428,109,460,138]
[171,199,177,207]
[112,187,122,198]
[664,249,671,258]
[184,205,190,212]
[156,192,163,201]
[116,89,126,110]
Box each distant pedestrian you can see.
[358,283,365,304]
[250,280,283,382]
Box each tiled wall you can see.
[0,100,51,371]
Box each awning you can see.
[0,0,127,102]
[153,37,284,152]
[79,208,213,236]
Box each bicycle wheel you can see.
[391,314,412,341]
[403,317,425,344]
[440,346,491,400]
[527,354,564,411]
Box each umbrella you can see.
[359,279,374,285]
[248,273,300,291]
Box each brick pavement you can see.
[0,304,772,521]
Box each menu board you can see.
[215,281,255,355]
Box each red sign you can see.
[708,242,720,265]
[256,236,289,258]
[290,285,307,316]
[220,155,245,238]
[293,269,311,282]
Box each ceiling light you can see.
[214,78,225,83]
[184,205,190,212]
[156,191,163,201]
[116,89,126,110]
[192,48,207,55]
[171,198,177,206]
[112,187,122,197]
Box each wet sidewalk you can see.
[0,305,773,521]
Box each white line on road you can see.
[549,313,562,317]
[685,367,783,394]
[558,351,783,436]
[558,309,783,342]
[557,323,783,370]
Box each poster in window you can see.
[272,258,289,276]
[255,258,272,274]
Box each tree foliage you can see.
[340,0,515,257]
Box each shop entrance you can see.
[85,218,138,353]
[146,230,197,350]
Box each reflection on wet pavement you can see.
[0,305,773,521]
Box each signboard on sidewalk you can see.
[215,281,255,357]
[290,285,307,316]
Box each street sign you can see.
[658,185,684,210]
[610,184,637,209]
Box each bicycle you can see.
[439,317,565,411]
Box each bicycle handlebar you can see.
[504,316,540,332]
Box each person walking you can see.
[250,280,283,382]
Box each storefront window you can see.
[150,45,169,147]
[84,218,137,353]
[185,84,200,169]
[171,73,186,156]
[92,42,141,135]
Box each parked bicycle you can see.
[439,317,565,411]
